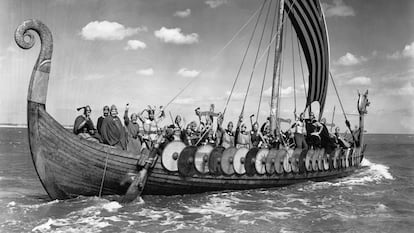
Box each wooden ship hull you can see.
[16,0,370,200]
[28,99,363,199]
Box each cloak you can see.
[101,116,127,150]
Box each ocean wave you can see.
[333,158,394,186]
[31,200,123,233]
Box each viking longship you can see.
[15,0,370,200]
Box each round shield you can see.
[305,149,315,172]
[208,146,225,176]
[341,149,347,168]
[298,149,308,173]
[344,148,352,168]
[275,149,287,174]
[194,145,214,174]
[311,148,321,171]
[283,149,293,173]
[233,147,249,175]
[354,148,360,166]
[245,148,260,176]
[221,147,237,176]
[290,148,302,173]
[161,141,186,172]
[318,148,325,171]
[178,146,198,176]
[322,151,330,170]
[255,148,269,175]
[332,148,340,169]
[265,148,279,175]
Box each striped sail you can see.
[284,0,330,118]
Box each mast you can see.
[270,0,285,136]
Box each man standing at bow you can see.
[101,105,128,150]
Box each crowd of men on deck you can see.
[73,104,355,154]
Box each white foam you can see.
[101,201,122,213]
[7,201,16,207]
[361,159,394,180]
[32,218,54,232]
[186,196,251,218]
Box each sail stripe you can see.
[287,3,318,105]
[284,0,330,117]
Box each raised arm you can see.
[124,104,130,126]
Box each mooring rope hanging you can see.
[223,0,268,116]
[98,153,109,197]
[240,0,272,117]
[256,0,278,120]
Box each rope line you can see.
[297,32,307,110]
[329,72,356,142]
[257,0,278,120]
[291,21,297,116]
[98,153,109,197]
[223,0,267,116]
[163,3,264,110]
[240,0,272,117]
[211,4,263,60]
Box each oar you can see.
[121,147,159,203]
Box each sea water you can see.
[0,128,413,233]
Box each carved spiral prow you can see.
[15,19,53,105]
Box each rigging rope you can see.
[223,0,268,116]
[256,0,278,120]
[211,4,263,61]
[291,21,297,116]
[163,3,264,110]
[240,0,272,117]
[297,36,307,101]
[329,72,357,142]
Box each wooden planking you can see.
[28,101,362,199]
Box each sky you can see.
[0,0,413,134]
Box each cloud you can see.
[263,86,294,97]
[124,40,147,50]
[177,68,200,78]
[397,82,414,95]
[154,27,199,45]
[137,68,154,76]
[322,0,355,17]
[80,21,147,40]
[387,41,414,59]
[84,73,104,80]
[174,9,191,18]
[336,52,367,66]
[205,0,228,8]
[347,76,371,85]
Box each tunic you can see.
[236,131,251,149]
[73,115,94,135]
[124,110,142,154]
[101,115,127,150]
[221,130,235,149]
[250,131,262,148]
